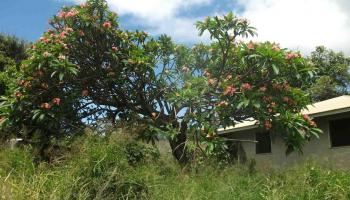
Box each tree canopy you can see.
[309,46,350,102]
[0,0,321,162]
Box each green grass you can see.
[1,134,350,200]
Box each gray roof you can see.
[218,95,350,134]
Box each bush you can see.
[1,133,350,200]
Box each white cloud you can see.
[237,0,350,55]
[61,0,350,54]
[105,0,212,43]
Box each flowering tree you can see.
[0,0,321,162]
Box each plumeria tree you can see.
[0,0,321,162]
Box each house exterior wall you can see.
[225,113,350,169]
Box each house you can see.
[218,95,350,168]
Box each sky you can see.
[1,0,350,55]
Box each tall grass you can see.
[1,133,350,200]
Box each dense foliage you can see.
[309,46,350,101]
[0,34,27,96]
[0,0,321,162]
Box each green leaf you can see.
[272,64,279,75]
[59,73,64,81]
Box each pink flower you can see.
[60,31,66,39]
[285,52,300,60]
[111,46,118,51]
[57,11,66,19]
[65,9,78,18]
[302,114,310,121]
[52,98,61,106]
[103,21,112,28]
[241,83,252,91]
[223,85,236,96]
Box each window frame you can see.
[328,117,350,148]
[255,131,272,154]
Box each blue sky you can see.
[1,0,350,55]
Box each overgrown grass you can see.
[1,133,350,200]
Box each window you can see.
[255,132,271,154]
[329,117,350,147]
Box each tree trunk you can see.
[169,121,188,164]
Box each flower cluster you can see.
[57,8,79,19]
[223,85,236,96]
[285,52,300,60]
[241,83,252,91]
[302,114,317,127]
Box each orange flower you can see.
[15,92,23,98]
[40,103,51,110]
[151,112,157,118]
[208,78,217,86]
[52,98,61,106]
[203,69,211,77]
[218,101,229,107]
[225,74,232,80]
[23,81,31,88]
[247,41,255,50]
[271,43,280,51]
